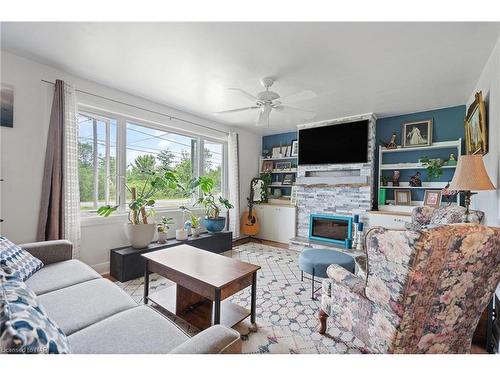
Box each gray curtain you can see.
[37,79,65,241]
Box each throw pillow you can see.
[0,271,71,354]
[0,236,43,281]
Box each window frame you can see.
[77,105,228,217]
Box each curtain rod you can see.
[41,79,230,136]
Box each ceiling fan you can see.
[214,77,317,126]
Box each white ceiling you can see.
[1,22,499,135]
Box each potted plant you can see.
[381,175,390,187]
[420,157,443,181]
[189,214,202,237]
[176,206,191,240]
[157,216,174,244]
[197,176,233,232]
[97,170,179,249]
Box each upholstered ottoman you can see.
[298,249,355,300]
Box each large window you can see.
[77,110,226,214]
[126,122,198,208]
[78,113,117,211]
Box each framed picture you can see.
[423,190,442,208]
[465,91,488,155]
[285,145,291,157]
[291,140,298,156]
[271,146,282,158]
[1,83,14,128]
[395,189,411,206]
[261,160,274,172]
[275,161,292,170]
[402,119,432,148]
[282,173,294,185]
[290,186,298,205]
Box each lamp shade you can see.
[448,155,495,191]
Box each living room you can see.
[1,1,500,373]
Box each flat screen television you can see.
[298,120,369,165]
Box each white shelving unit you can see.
[259,156,298,202]
[378,139,461,207]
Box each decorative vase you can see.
[157,231,168,244]
[203,217,226,233]
[192,227,201,238]
[176,229,188,241]
[124,223,156,249]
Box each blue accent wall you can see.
[375,105,466,203]
[262,131,297,154]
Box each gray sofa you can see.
[19,240,241,354]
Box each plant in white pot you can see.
[189,214,202,237]
[97,170,179,249]
[157,216,174,244]
[197,176,233,232]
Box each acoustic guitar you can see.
[240,179,261,236]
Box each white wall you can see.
[0,51,261,273]
[467,36,500,300]
[467,36,500,227]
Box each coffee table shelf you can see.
[148,286,250,330]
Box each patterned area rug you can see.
[116,242,361,354]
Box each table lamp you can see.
[448,154,495,222]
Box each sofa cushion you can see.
[0,271,71,354]
[68,305,189,354]
[25,259,100,295]
[38,278,137,336]
[0,236,43,281]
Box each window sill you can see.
[80,206,204,228]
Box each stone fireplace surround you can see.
[293,113,377,244]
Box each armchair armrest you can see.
[169,325,241,354]
[326,264,365,295]
[19,240,73,265]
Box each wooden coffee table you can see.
[142,244,260,330]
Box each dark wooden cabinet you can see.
[110,231,232,282]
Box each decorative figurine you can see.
[409,171,422,187]
[392,170,400,187]
[381,132,398,149]
[447,153,457,166]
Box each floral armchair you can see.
[407,205,484,230]
[354,205,485,279]
[319,224,500,353]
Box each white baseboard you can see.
[91,261,110,275]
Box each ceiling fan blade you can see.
[256,107,271,127]
[275,105,316,120]
[227,88,257,102]
[213,106,259,115]
[280,90,317,104]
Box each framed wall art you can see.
[0,83,14,128]
[464,91,488,155]
[402,119,432,148]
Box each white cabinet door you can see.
[255,205,296,243]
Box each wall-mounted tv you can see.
[298,120,369,165]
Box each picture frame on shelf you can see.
[0,83,14,128]
[261,160,274,172]
[465,91,488,155]
[423,190,442,208]
[395,189,411,206]
[402,119,432,148]
[272,146,282,158]
[291,140,298,156]
[282,173,294,185]
[275,161,292,170]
